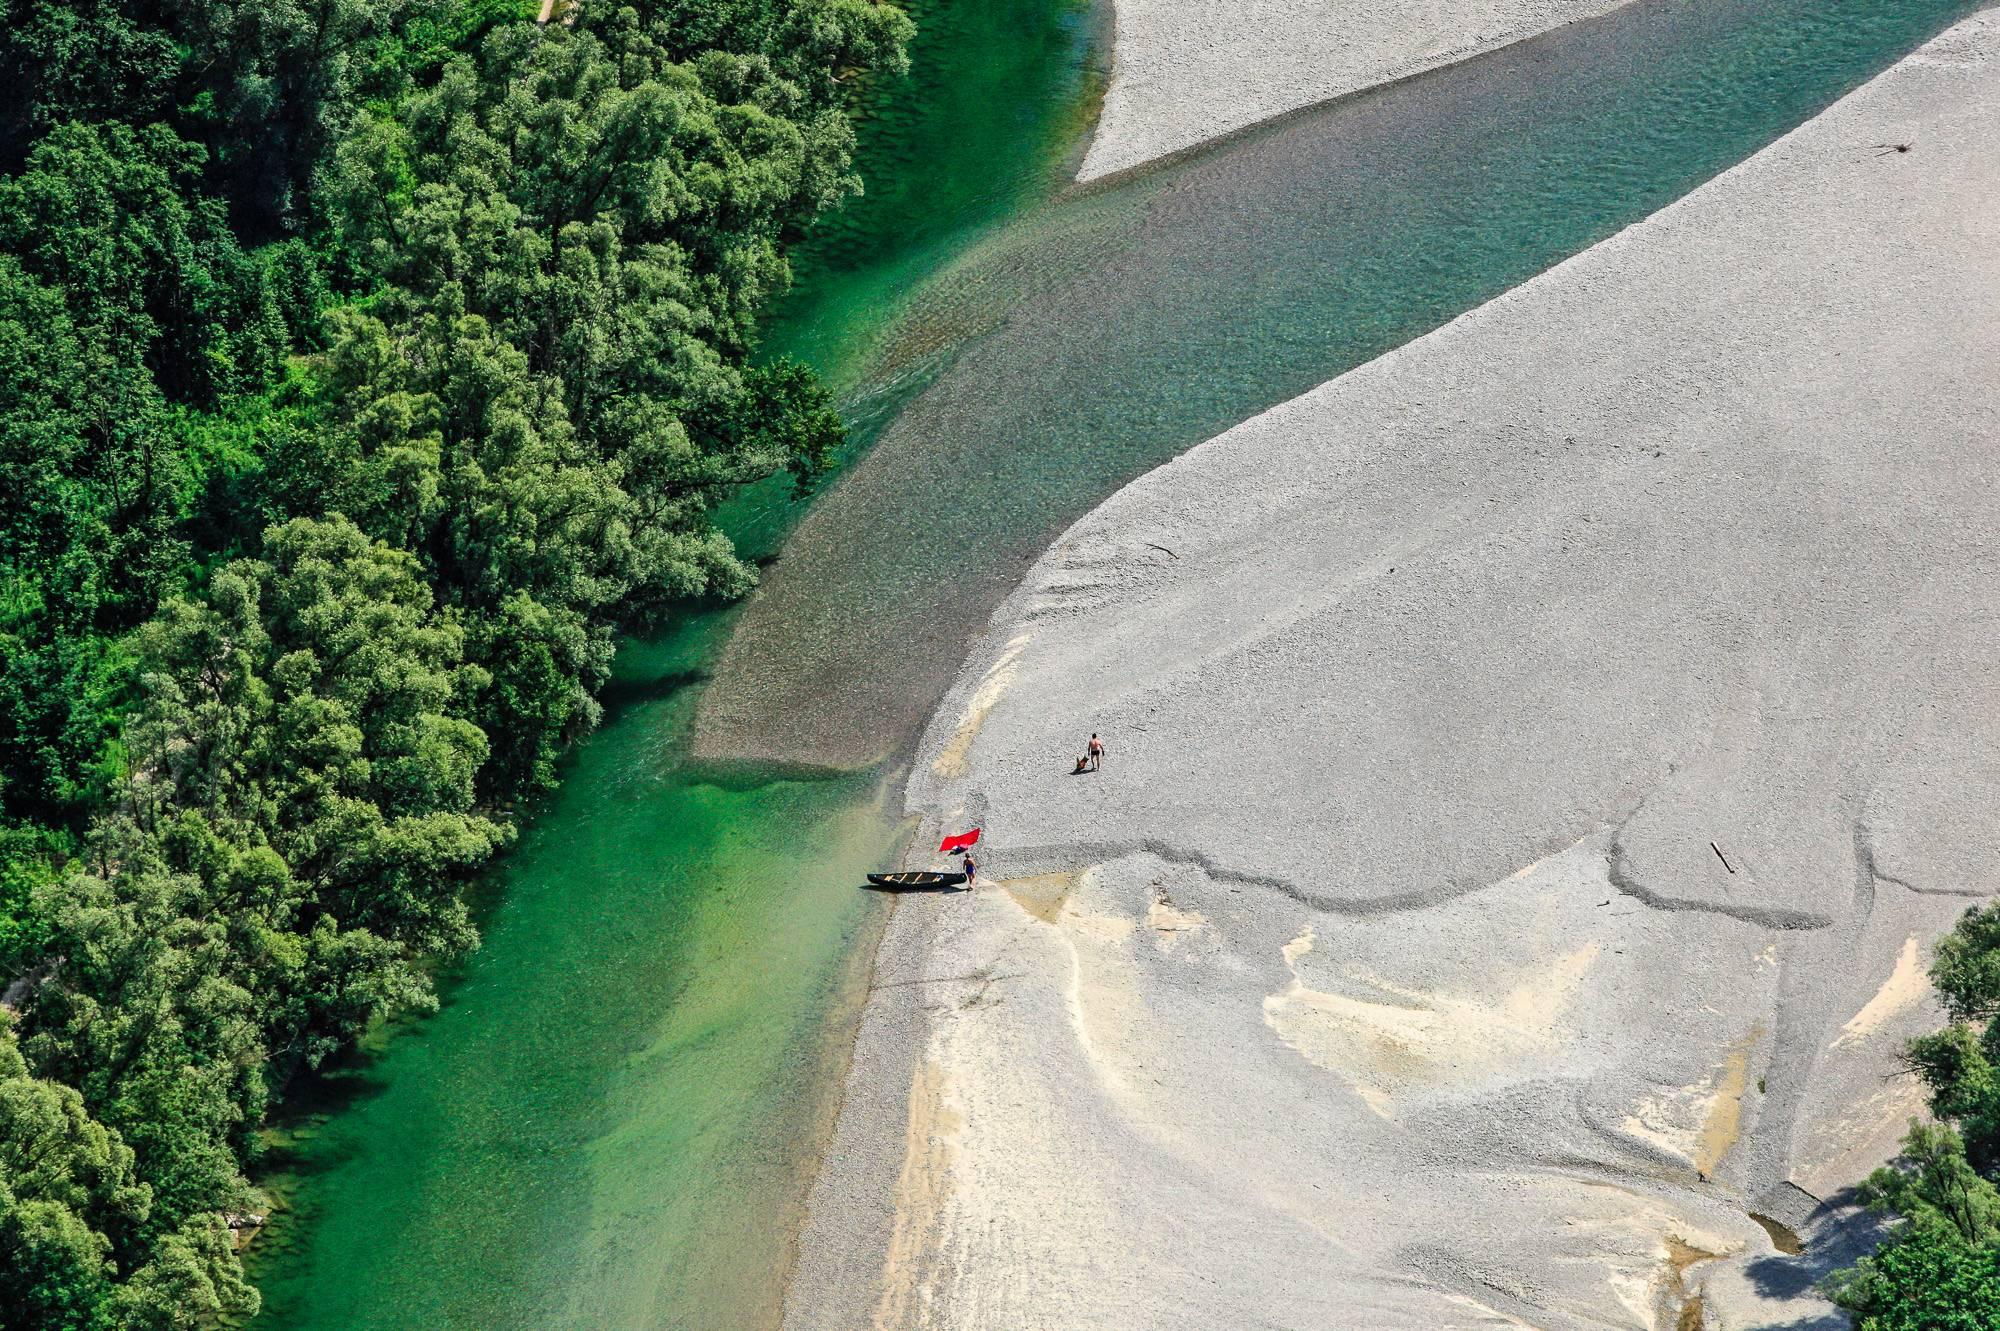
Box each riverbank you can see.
[787,9,2000,1327]
[236,4,1103,1328]
[693,0,1974,776]
[1080,0,1630,181]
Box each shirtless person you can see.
[1087,733,1105,770]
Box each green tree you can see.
[0,121,292,826]
[0,0,401,232]
[1827,904,2000,1322]
[1858,1121,2000,1246]
[0,1023,150,1331]
[21,860,263,1234]
[127,516,507,952]
[1825,1214,2000,1331]
[0,1,910,1321]
[0,822,61,973]
[109,1215,259,1331]
[0,1198,115,1331]
[1934,902,2000,1022]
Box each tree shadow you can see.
[596,667,710,721]
[1740,1190,1888,1327]
[1742,1255,1823,1303]
[256,1025,422,1180]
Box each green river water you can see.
[250,1,1974,1328]
[244,2,1098,1326]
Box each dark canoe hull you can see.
[866,871,968,889]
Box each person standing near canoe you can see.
[936,827,980,891]
[1088,733,1105,770]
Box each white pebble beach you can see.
[1079,0,1630,181]
[783,9,2000,1329]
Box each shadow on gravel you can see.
[858,881,970,895]
[1741,1187,1886,1329]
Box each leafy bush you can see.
[1827,902,2000,1327]
[0,1,909,1321]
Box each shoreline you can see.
[761,794,914,1331]
[691,0,1967,779]
[776,864,954,1331]
[784,8,2000,1326]
[1076,0,1634,183]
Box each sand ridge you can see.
[783,10,2000,1328]
[1079,0,1630,181]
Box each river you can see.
[242,2,1098,1327]
[248,1,1973,1328]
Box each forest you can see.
[0,2,1988,1329]
[1827,901,2000,1329]
[0,0,907,1325]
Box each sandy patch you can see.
[1146,890,1207,952]
[929,633,1030,779]
[1793,1071,1935,1202]
[1548,1195,1740,1330]
[868,1055,960,1327]
[1263,926,1598,1111]
[1696,1035,1758,1179]
[1000,871,1082,925]
[1829,935,1930,1051]
[1661,1235,1724,1331]
[1620,1031,1761,1180]
[871,1058,961,1330]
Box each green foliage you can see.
[0,0,907,1322]
[125,517,508,948]
[1905,1023,2000,1172]
[0,1198,115,1331]
[1934,901,2000,1022]
[0,0,403,233]
[1825,1211,2000,1331]
[0,822,61,975]
[741,357,849,493]
[0,120,296,826]
[1895,902,2000,1174]
[0,1011,261,1330]
[1858,1122,2000,1246]
[23,855,266,1234]
[1826,904,2000,1322]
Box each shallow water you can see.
[240,612,913,1329]
[250,0,1973,1327]
[700,0,1979,769]
[243,3,1096,1328]
[727,0,1104,562]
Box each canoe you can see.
[866,871,968,889]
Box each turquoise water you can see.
[758,0,1100,389]
[252,0,1975,1328]
[243,616,902,1328]
[703,0,1979,769]
[243,3,1097,1328]
[721,0,1101,564]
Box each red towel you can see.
[939,828,981,854]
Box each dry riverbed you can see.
[785,9,2000,1329]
